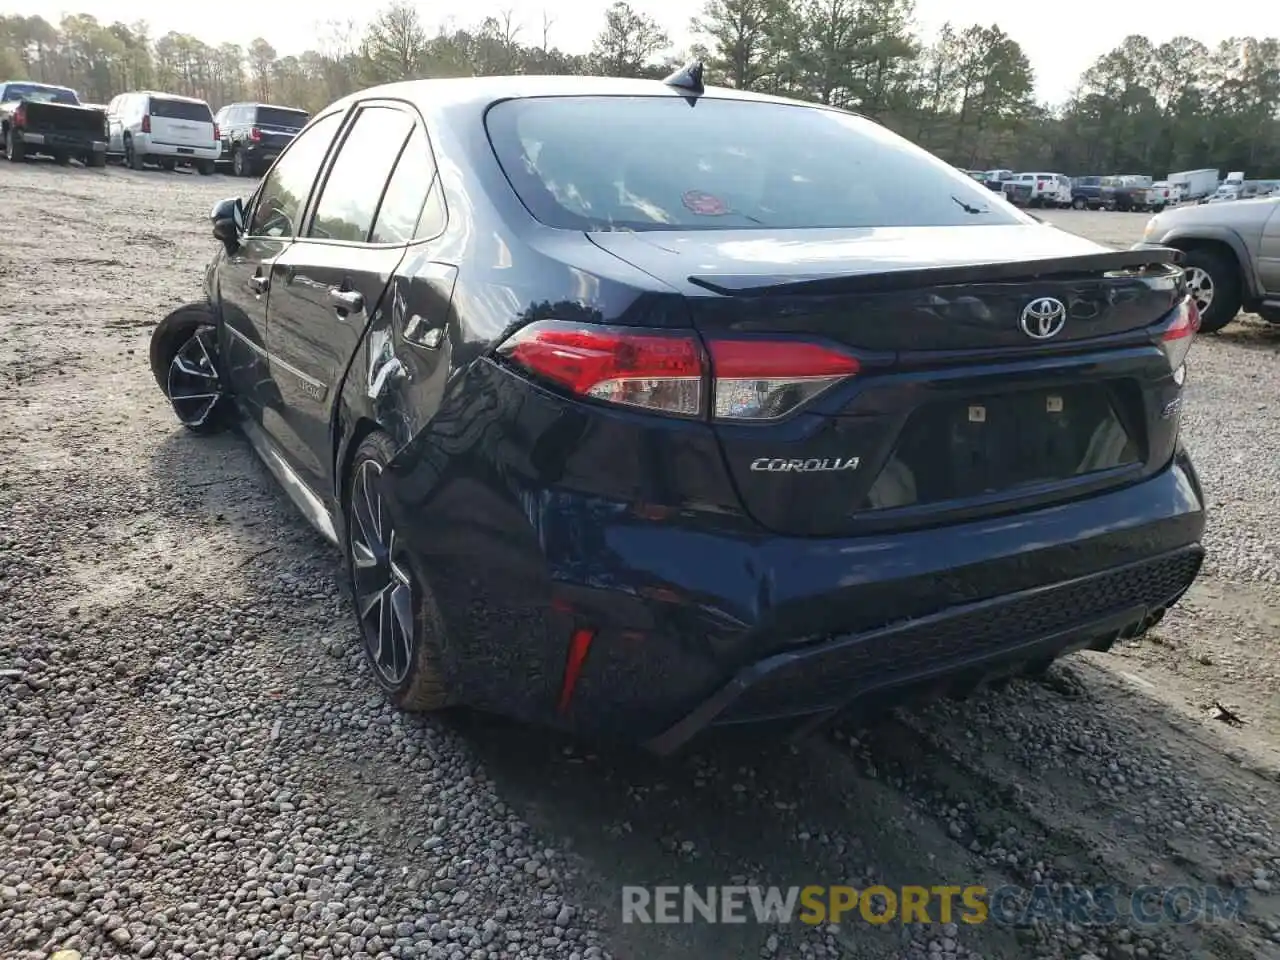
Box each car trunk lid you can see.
[589,225,1189,537]
[149,97,215,148]
[252,108,308,151]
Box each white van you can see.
[105,91,219,173]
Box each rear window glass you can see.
[256,106,309,128]
[485,96,1023,231]
[150,98,212,122]
[3,83,78,105]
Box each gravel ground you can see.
[1,165,1278,960]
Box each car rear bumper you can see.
[136,138,219,160]
[645,543,1201,753]
[392,415,1205,750]
[16,130,106,152]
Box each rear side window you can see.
[309,107,414,243]
[150,98,212,122]
[370,127,440,244]
[485,96,1023,231]
[256,106,310,129]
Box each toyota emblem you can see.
[1019,297,1067,339]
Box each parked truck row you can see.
[2,79,309,177]
[960,167,1276,212]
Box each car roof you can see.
[338,74,851,116]
[6,80,76,92]
[229,102,309,110]
[135,91,209,104]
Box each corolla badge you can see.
[750,457,860,473]
[1019,297,1067,339]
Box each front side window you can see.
[486,96,1027,232]
[247,112,344,238]
[308,106,413,243]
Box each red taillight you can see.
[213,123,220,141]
[495,320,862,421]
[1160,296,1199,371]
[708,338,860,419]
[1037,180,1046,190]
[496,321,704,416]
[13,104,24,127]
[250,126,261,141]
[140,114,150,133]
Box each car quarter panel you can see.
[1258,203,1280,294]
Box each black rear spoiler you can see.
[687,246,1185,297]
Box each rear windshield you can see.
[3,83,78,105]
[256,106,309,128]
[150,98,212,122]
[485,96,1024,231]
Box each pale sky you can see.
[12,0,1280,106]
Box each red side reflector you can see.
[556,627,596,715]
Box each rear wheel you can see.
[1072,196,1086,210]
[86,151,106,168]
[149,304,232,433]
[196,159,215,176]
[159,157,176,171]
[1181,246,1242,333]
[231,148,249,177]
[345,432,453,712]
[125,136,145,170]
[53,151,70,166]
[5,129,24,162]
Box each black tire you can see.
[5,128,24,162]
[231,148,249,177]
[86,151,106,168]
[125,137,145,170]
[196,159,215,176]
[53,151,70,166]
[148,303,232,433]
[159,157,176,172]
[1072,197,1086,210]
[1181,246,1242,334]
[345,431,453,712]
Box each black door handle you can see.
[329,287,363,313]
[247,273,268,294]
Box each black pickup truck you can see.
[0,81,108,167]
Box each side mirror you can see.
[209,196,245,254]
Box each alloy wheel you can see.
[349,459,414,686]
[1185,266,1215,314]
[166,329,224,427]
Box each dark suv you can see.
[214,101,309,177]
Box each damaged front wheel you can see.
[149,304,232,433]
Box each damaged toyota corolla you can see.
[149,67,1206,754]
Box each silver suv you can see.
[1137,196,1280,332]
